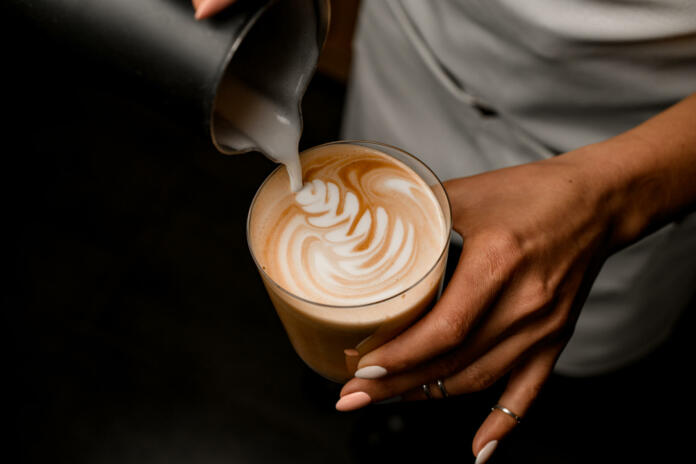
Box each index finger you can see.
[353,243,506,379]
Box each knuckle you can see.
[464,363,498,392]
[514,275,556,320]
[525,275,556,309]
[525,376,545,399]
[434,352,465,378]
[437,308,474,346]
[375,381,404,401]
[477,228,525,278]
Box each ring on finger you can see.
[491,403,522,423]
[436,379,449,398]
[422,379,449,400]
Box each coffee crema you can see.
[250,144,448,306]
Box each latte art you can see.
[248,142,451,381]
[257,146,447,306]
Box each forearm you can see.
[566,93,696,250]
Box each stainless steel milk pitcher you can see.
[7,0,330,155]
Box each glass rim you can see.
[246,139,453,310]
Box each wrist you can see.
[560,135,665,252]
[555,94,696,251]
[570,121,696,254]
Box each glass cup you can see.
[247,141,452,382]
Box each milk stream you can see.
[216,77,304,192]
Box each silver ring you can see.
[436,379,449,398]
[491,404,522,423]
[421,384,433,399]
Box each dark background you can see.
[5,3,693,463]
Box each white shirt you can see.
[341,0,696,376]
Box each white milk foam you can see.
[252,146,448,306]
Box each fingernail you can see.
[475,440,498,464]
[335,391,372,412]
[354,365,388,379]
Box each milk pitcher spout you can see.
[211,0,330,157]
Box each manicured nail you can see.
[335,391,372,412]
[475,440,498,464]
[354,365,388,379]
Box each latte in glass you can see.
[247,141,451,382]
